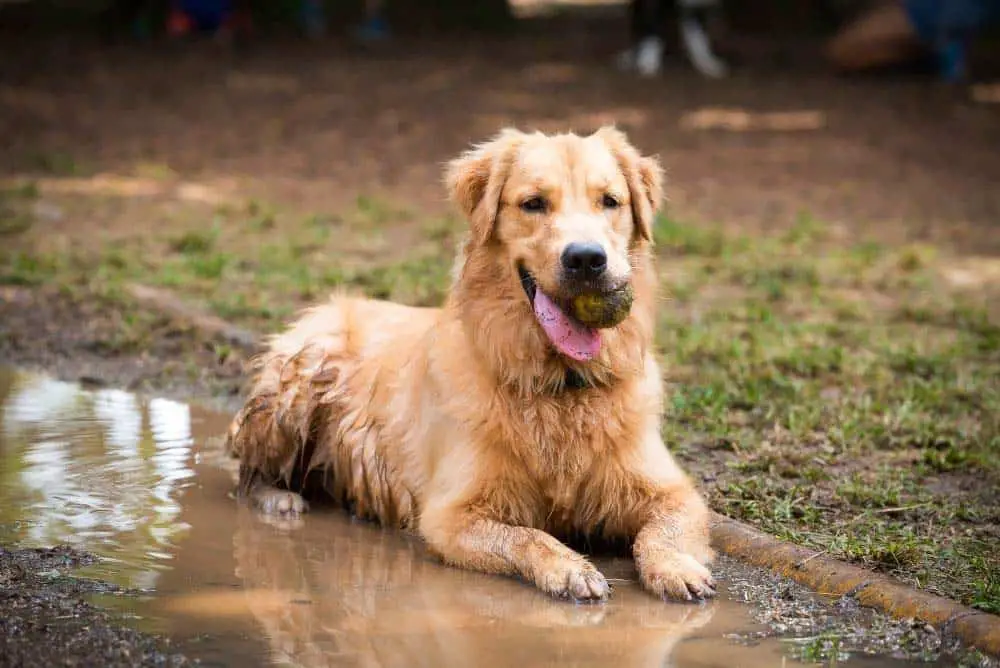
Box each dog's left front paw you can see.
[639,553,716,602]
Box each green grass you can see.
[0,198,997,612]
[649,214,999,612]
[0,182,39,236]
[25,150,83,176]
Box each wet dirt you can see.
[0,543,194,667]
[0,366,993,667]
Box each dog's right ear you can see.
[445,128,524,246]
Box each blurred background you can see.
[0,0,998,618]
[2,0,999,264]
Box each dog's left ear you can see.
[594,126,664,243]
[445,128,525,246]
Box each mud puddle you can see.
[0,368,976,667]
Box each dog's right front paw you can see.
[535,560,611,603]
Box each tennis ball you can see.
[571,285,634,328]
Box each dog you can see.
[225,126,716,603]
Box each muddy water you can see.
[0,368,935,668]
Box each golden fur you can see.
[225,126,715,602]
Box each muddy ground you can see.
[0,545,193,667]
[1,2,999,666]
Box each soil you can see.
[0,284,249,413]
[0,545,192,667]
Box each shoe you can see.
[635,37,664,77]
[680,16,728,78]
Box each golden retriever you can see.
[225,126,715,603]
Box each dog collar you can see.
[564,368,590,390]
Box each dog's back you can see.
[226,296,439,524]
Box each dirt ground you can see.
[1,4,1000,665]
[0,545,193,667]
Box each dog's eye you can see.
[601,194,620,210]
[520,197,547,214]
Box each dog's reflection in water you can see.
[225,507,714,668]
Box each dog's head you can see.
[446,127,663,365]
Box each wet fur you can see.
[226,126,715,602]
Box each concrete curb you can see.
[710,512,1000,658]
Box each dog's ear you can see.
[594,126,664,244]
[445,128,525,246]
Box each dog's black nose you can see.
[561,242,608,280]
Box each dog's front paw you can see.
[535,559,611,603]
[639,553,716,602]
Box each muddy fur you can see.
[226,126,715,603]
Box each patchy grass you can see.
[0,191,456,334]
[0,190,998,613]
[0,182,39,236]
[653,214,999,613]
[24,150,83,176]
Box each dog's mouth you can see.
[517,264,601,362]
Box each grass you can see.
[0,182,39,237]
[0,191,997,613]
[651,214,999,613]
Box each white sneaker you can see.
[680,17,728,78]
[635,36,664,77]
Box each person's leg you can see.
[355,0,390,42]
[632,0,667,41]
[618,0,668,76]
[298,0,326,38]
[914,0,1000,80]
[677,0,728,78]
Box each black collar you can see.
[564,368,589,390]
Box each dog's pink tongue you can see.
[532,289,601,361]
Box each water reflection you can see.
[148,499,817,668]
[219,511,728,668]
[0,371,194,590]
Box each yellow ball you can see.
[571,285,634,329]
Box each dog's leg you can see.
[419,452,610,601]
[632,490,716,601]
[616,420,717,602]
[421,507,611,602]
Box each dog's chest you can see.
[512,393,629,488]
